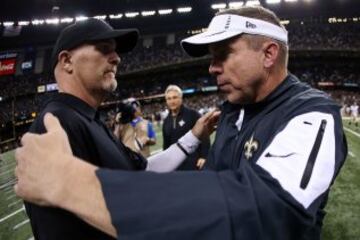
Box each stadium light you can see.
[0,96,2,101]
[45,18,60,25]
[177,7,192,13]
[75,16,89,22]
[125,12,139,18]
[141,11,156,16]
[3,22,14,27]
[93,15,107,20]
[266,0,281,4]
[109,14,123,19]
[158,9,173,15]
[229,1,244,8]
[284,0,297,2]
[60,17,74,23]
[211,3,227,9]
[280,20,290,25]
[18,21,30,26]
[32,19,44,25]
[245,0,261,6]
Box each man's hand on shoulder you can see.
[15,113,74,206]
[192,109,221,141]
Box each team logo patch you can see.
[179,119,185,127]
[244,135,259,160]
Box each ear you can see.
[57,50,73,73]
[262,41,280,69]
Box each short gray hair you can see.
[165,85,183,98]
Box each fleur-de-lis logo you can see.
[244,135,259,160]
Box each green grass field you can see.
[0,121,359,240]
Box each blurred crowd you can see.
[118,22,360,73]
[290,64,360,86]
[287,22,360,50]
[1,68,359,127]
[0,21,358,95]
[119,33,191,73]
[0,20,360,145]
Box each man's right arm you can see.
[58,157,117,237]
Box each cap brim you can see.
[181,31,242,57]
[48,29,139,81]
[90,28,139,53]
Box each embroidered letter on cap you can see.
[246,21,257,29]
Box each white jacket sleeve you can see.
[146,131,201,172]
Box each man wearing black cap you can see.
[24,18,217,239]
[16,6,347,240]
[24,18,141,240]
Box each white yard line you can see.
[0,161,16,166]
[0,168,14,178]
[4,187,13,194]
[0,162,16,171]
[13,219,29,230]
[0,179,16,190]
[8,199,22,208]
[343,127,359,158]
[344,127,360,138]
[27,237,34,240]
[0,206,24,223]
[6,194,17,201]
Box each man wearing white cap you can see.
[15,6,347,240]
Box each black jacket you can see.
[97,74,347,240]
[162,105,210,170]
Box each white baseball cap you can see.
[181,14,288,57]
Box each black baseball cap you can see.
[50,18,139,73]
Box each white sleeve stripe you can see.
[256,112,335,208]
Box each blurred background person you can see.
[349,101,359,127]
[114,99,156,158]
[162,85,210,170]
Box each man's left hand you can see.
[196,158,206,169]
[192,109,221,140]
[15,113,73,206]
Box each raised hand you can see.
[191,109,221,141]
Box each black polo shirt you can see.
[25,93,146,240]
